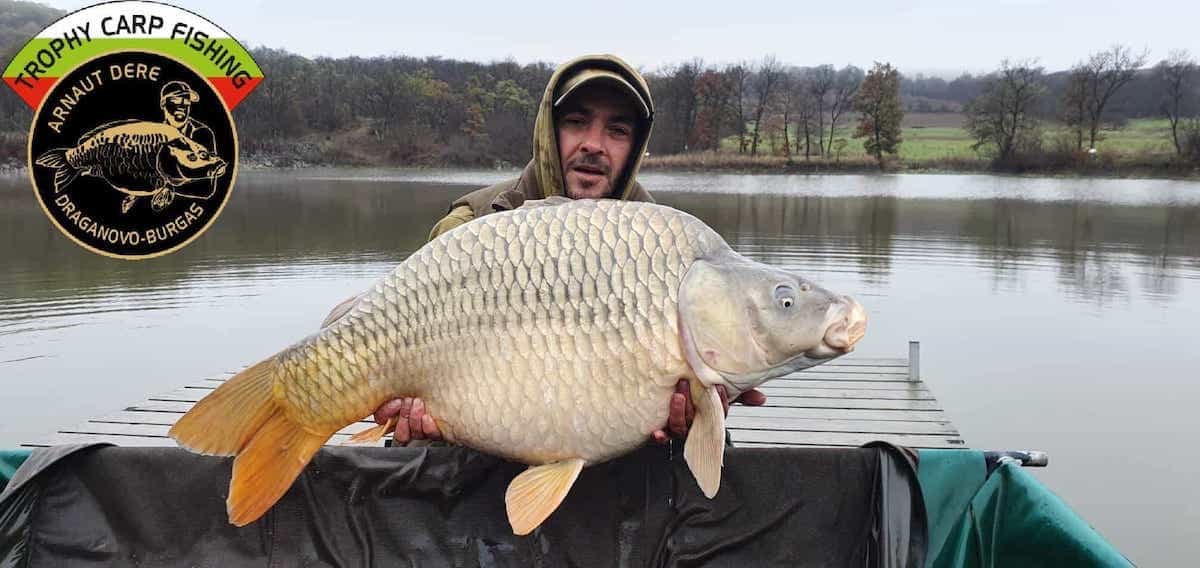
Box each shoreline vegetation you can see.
[4,151,1196,181]
[4,3,1200,180]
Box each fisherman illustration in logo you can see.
[160,80,216,155]
[33,79,227,214]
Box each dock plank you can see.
[24,349,965,450]
[728,429,965,448]
[730,405,950,422]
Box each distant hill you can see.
[0,1,62,160]
[0,0,62,57]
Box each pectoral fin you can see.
[684,382,726,498]
[320,293,362,328]
[505,458,585,535]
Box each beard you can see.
[564,153,615,199]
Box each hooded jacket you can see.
[428,54,655,241]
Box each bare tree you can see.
[964,59,1045,163]
[1156,50,1198,156]
[828,66,864,157]
[774,69,805,161]
[1062,71,1088,151]
[807,65,835,155]
[723,62,752,153]
[693,69,734,151]
[649,59,704,154]
[749,56,784,157]
[1065,45,1149,150]
[793,71,820,160]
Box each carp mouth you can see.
[805,296,868,359]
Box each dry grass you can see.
[643,151,893,173]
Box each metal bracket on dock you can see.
[984,450,1049,471]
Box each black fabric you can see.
[0,444,925,567]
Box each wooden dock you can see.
[22,342,963,450]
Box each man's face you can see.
[162,95,192,128]
[555,84,637,199]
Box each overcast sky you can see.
[42,0,1200,76]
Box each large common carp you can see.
[35,120,226,213]
[170,198,867,534]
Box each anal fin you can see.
[228,409,327,526]
[345,416,396,445]
[684,382,726,498]
[505,458,585,535]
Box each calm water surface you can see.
[2,169,1199,565]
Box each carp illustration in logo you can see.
[35,116,228,214]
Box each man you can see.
[160,80,216,153]
[136,81,219,212]
[356,54,765,445]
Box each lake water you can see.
[2,169,1198,565]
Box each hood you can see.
[530,54,655,201]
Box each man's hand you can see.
[373,397,443,444]
[371,379,768,446]
[650,379,767,444]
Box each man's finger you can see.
[668,391,688,436]
[421,414,442,441]
[651,430,670,445]
[735,389,768,407]
[393,407,411,444]
[374,398,404,425]
[410,399,426,440]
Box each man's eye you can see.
[609,126,631,138]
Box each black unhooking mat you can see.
[0,443,925,567]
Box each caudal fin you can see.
[34,149,79,193]
[169,358,329,526]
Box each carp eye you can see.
[774,285,795,308]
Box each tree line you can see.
[0,1,1194,170]
[965,45,1200,169]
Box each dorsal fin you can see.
[519,195,573,209]
[77,118,150,142]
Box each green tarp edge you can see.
[0,449,31,492]
[918,449,1132,567]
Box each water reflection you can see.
[4,174,1200,321]
[2,170,1198,566]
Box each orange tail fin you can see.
[169,358,329,526]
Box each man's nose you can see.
[579,122,607,154]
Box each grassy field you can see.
[703,113,1183,167]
